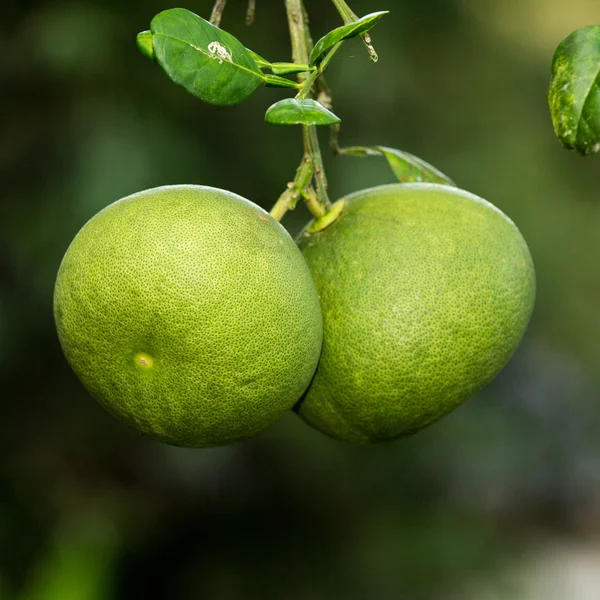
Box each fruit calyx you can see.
[305,199,346,234]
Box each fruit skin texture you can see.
[54,185,323,448]
[296,183,535,444]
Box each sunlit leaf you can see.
[136,30,154,61]
[265,99,341,126]
[548,25,600,155]
[150,8,266,106]
[309,11,389,66]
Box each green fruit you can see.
[54,185,323,448]
[296,183,535,443]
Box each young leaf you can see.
[376,147,456,185]
[265,99,341,126]
[150,8,266,106]
[548,25,600,155]
[309,11,389,66]
[264,75,301,89]
[136,31,154,61]
[247,49,272,69]
[338,145,455,185]
[271,62,314,76]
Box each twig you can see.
[210,0,227,27]
[285,0,332,213]
[270,156,313,221]
[246,0,256,25]
[331,0,379,62]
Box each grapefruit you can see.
[296,183,535,443]
[54,185,323,447]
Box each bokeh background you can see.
[2,0,600,598]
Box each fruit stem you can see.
[303,126,330,210]
[331,0,379,62]
[270,155,314,221]
[210,0,227,27]
[285,0,332,216]
[302,186,327,219]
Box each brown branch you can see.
[210,0,227,27]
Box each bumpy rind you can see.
[54,185,323,447]
[296,183,536,443]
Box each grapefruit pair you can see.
[54,183,535,447]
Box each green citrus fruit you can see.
[54,185,323,448]
[296,183,535,443]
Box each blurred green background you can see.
[2,0,600,598]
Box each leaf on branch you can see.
[136,31,155,60]
[309,11,389,66]
[548,25,600,156]
[149,8,266,106]
[265,99,341,126]
[247,49,272,69]
[271,62,314,76]
[264,75,301,89]
[339,145,455,185]
[377,147,455,185]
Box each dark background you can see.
[2,0,600,598]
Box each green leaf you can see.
[271,62,313,76]
[265,99,341,126]
[150,8,266,106]
[548,25,600,155]
[339,145,455,185]
[247,49,272,69]
[309,11,389,66]
[264,75,301,89]
[376,147,456,185]
[136,30,154,61]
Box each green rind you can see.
[548,24,600,155]
[296,183,536,443]
[54,185,323,448]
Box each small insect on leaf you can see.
[265,99,342,126]
[149,8,266,106]
[309,11,389,66]
[548,25,600,156]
